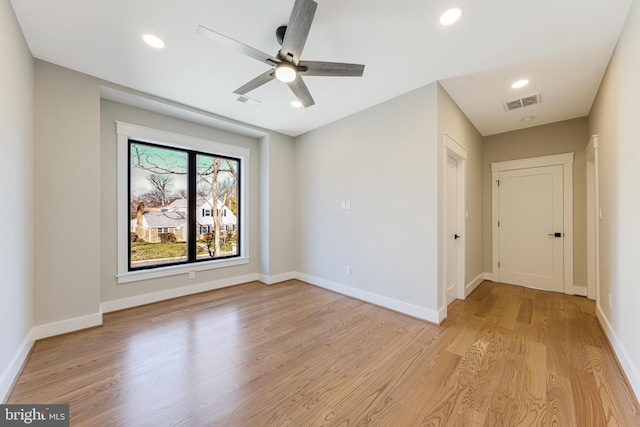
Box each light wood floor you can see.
[7,280,640,426]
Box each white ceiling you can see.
[10,0,634,137]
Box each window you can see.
[129,140,240,270]
[117,122,250,284]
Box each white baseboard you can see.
[295,272,440,324]
[258,272,297,285]
[571,285,588,297]
[32,312,103,340]
[0,332,34,403]
[484,272,497,282]
[596,304,640,402]
[101,273,260,313]
[437,306,447,324]
[465,273,485,297]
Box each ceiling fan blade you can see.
[279,0,318,64]
[233,69,276,95]
[287,76,315,107]
[196,25,280,66]
[298,61,365,77]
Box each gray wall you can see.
[7,0,638,402]
[28,60,296,327]
[33,60,101,325]
[0,0,34,400]
[100,100,261,303]
[437,84,484,289]
[258,132,297,279]
[482,117,590,288]
[295,83,441,317]
[589,0,640,396]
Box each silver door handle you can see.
[548,232,562,237]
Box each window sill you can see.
[117,256,250,284]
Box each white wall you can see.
[589,0,640,398]
[295,83,440,322]
[0,0,34,401]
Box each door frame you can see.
[585,135,600,301]
[490,153,575,294]
[442,134,467,309]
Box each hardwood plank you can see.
[464,331,506,415]
[5,281,639,426]
[384,350,461,426]
[446,315,484,356]
[546,318,572,378]
[419,339,491,426]
[547,373,577,427]
[524,340,548,399]
[571,367,607,426]
[586,345,640,426]
[516,298,534,325]
[485,390,546,426]
[474,293,499,318]
[497,293,521,330]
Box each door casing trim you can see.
[585,135,599,301]
[442,133,467,311]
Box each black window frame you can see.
[128,139,242,272]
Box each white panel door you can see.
[445,155,458,304]
[498,165,564,292]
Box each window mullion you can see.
[188,151,197,262]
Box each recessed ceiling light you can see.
[521,116,535,122]
[440,7,463,26]
[512,79,530,89]
[142,34,165,49]
[291,100,303,108]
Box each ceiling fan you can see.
[196,0,365,107]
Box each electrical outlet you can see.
[189,270,196,279]
[346,265,351,275]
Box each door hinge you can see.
[498,221,500,227]
[498,261,501,268]
[496,179,500,187]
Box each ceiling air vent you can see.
[237,95,260,107]
[503,93,541,112]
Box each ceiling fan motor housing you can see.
[276,26,287,46]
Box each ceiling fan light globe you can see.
[275,64,297,83]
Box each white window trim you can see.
[116,121,251,284]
